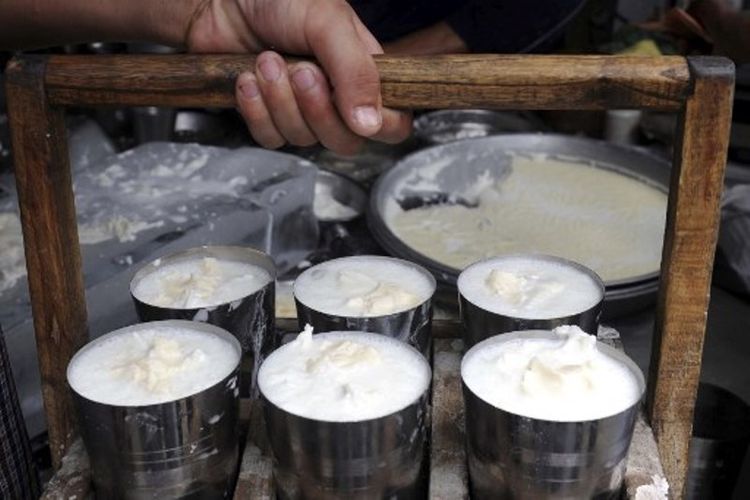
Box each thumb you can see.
[305,4,384,137]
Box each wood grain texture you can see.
[5,56,89,469]
[43,54,690,111]
[233,399,274,499]
[430,339,469,500]
[39,439,91,500]
[624,415,667,499]
[647,56,735,498]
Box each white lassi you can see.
[458,255,602,319]
[385,154,667,283]
[132,255,272,309]
[461,326,643,421]
[68,323,240,406]
[258,327,431,421]
[293,256,434,317]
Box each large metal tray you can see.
[368,134,671,318]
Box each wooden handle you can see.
[42,54,690,111]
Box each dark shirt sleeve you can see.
[446,0,585,53]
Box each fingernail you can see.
[353,106,381,130]
[239,79,259,99]
[291,67,316,92]
[259,58,281,82]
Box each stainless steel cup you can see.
[67,320,242,500]
[130,245,276,396]
[686,383,750,499]
[294,256,436,358]
[462,330,645,500]
[458,254,605,349]
[259,333,432,499]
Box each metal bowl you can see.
[368,134,671,318]
[314,170,367,222]
[413,109,542,145]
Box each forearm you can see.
[0,0,199,50]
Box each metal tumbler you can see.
[294,256,436,358]
[259,332,432,499]
[462,330,645,499]
[130,245,276,396]
[458,254,605,349]
[686,383,750,499]
[68,321,241,500]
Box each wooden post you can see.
[5,56,89,468]
[647,56,735,497]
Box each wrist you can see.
[184,0,264,53]
[140,0,205,49]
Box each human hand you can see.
[186,0,412,155]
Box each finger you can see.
[351,16,413,145]
[289,62,364,156]
[255,51,317,147]
[305,3,383,137]
[235,71,285,149]
[372,108,414,144]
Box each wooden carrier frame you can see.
[5,54,734,498]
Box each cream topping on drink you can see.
[68,324,240,406]
[458,256,602,319]
[294,256,434,317]
[133,256,272,309]
[461,326,642,421]
[258,327,431,421]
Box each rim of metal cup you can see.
[293,255,437,320]
[461,329,646,423]
[457,253,606,320]
[258,330,432,423]
[66,319,242,408]
[129,245,277,311]
[413,109,539,144]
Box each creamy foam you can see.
[258,327,431,421]
[133,256,272,309]
[68,323,241,406]
[294,256,434,317]
[461,326,643,421]
[458,256,602,319]
[386,154,667,283]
